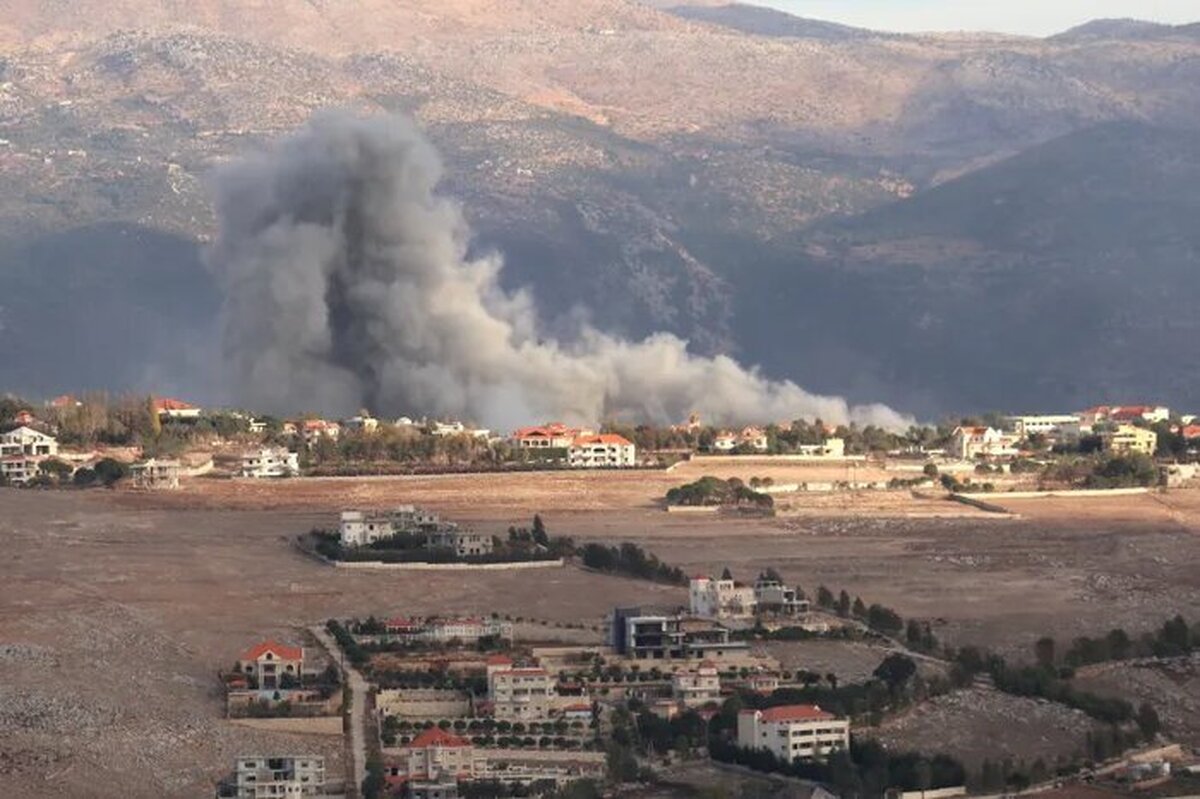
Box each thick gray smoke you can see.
[209,113,910,430]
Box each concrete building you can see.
[237,641,304,691]
[0,425,58,458]
[487,658,558,721]
[383,617,513,645]
[671,661,721,707]
[299,419,340,447]
[610,607,749,661]
[739,427,769,452]
[753,575,809,616]
[1,455,43,484]
[239,448,299,478]
[948,426,1019,460]
[427,529,494,558]
[129,458,181,490]
[567,434,636,468]
[385,731,605,791]
[737,705,850,762]
[338,506,451,548]
[690,576,757,619]
[1104,425,1158,456]
[1111,405,1170,425]
[1007,415,1082,441]
[231,756,325,798]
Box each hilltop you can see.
[1,1,1199,415]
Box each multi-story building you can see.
[948,426,1019,460]
[129,458,181,490]
[236,641,304,690]
[1,455,43,484]
[427,529,494,558]
[339,506,447,547]
[385,731,605,791]
[1104,425,1158,456]
[239,448,299,478]
[671,661,721,707]
[1111,405,1170,425]
[511,423,588,450]
[1007,415,1082,441]
[567,434,636,468]
[610,607,749,661]
[230,756,325,798]
[753,575,809,616]
[737,705,850,763]
[487,658,558,721]
[690,576,757,619]
[0,425,58,458]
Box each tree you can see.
[147,395,162,439]
[93,458,129,487]
[721,566,733,581]
[1105,628,1131,661]
[923,462,939,478]
[72,467,97,487]
[1034,637,1056,670]
[531,514,549,547]
[837,590,851,617]
[816,586,834,607]
[873,653,917,691]
[1136,703,1161,740]
[39,458,74,482]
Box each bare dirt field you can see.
[2,476,1198,797]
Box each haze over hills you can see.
[1,0,1199,419]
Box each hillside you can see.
[1,1,1199,416]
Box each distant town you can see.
[2,394,1198,493]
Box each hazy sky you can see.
[760,1,1198,36]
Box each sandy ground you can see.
[2,476,1198,797]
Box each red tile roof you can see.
[410,727,470,748]
[240,640,303,662]
[572,433,632,447]
[744,704,835,723]
[153,397,198,412]
[1183,425,1200,440]
[486,655,514,666]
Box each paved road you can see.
[311,625,369,798]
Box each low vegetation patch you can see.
[665,476,774,509]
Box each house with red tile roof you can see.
[236,640,304,690]
[152,396,202,420]
[737,704,849,762]
[511,422,590,450]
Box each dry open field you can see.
[2,465,1198,797]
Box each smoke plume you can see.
[208,113,909,430]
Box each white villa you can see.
[737,705,850,763]
[239,448,299,478]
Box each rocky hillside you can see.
[1,0,1199,416]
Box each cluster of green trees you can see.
[949,646,1147,726]
[324,619,368,668]
[812,586,936,651]
[665,476,773,509]
[1085,453,1160,488]
[1039,614,1197,667]
[577,542,687,585]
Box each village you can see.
[2,395,1199,496]
[3,392,1200,799]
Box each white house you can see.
[239,448,299,478]
[236,641,304,691]
[344,414,379,433]
[796,438,846,458]
[0,426,58,458]
[567,434,635,468]
[737,705,850,762]
[1,456,43,484]
[487,658,558,721]
[948,426,1019,460]
[690,575,758,619]
[338,506,447,547]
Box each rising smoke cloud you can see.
[208,113,910,430]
